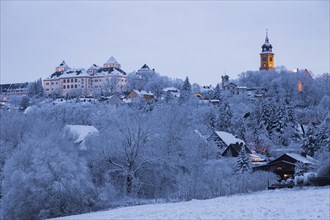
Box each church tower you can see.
[260,30,274,70]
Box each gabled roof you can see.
[285,153,317,164]
[140,64,150,69]
[214,131,245,146]
[104,56,118,64]
[88,64,100,70]
[268,153,317,166]
[223,82,237,87]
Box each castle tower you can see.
[56,61,70,72]
[260,30,274,70]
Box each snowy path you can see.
[54,187,330,220]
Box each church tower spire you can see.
[260,29,274,70]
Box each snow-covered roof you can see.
[47,68,89,79]
[104,56,118,64]
[57,60,69,68]
[65,125,99,150]
[214,131,245,146]
[133,90,154,97]
[61,68,89,78]
[285,153,317,164]
[88,64,100,70]
[163,87,179,92]
[96,68,126,77]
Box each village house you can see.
[126,90,155,102]
[210,131,252,157]
[253,153,317,181]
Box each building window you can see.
[63,79,66,83]
[82,79,84,82]
[46,82,49,85]
[46,89,49,91]
[75,85,77,88]
[51,82,54,85]
[56,82,58,85]
[71,79,73,83]
[75,79,77,82]
[270,57,273,62]
[71,85,73,88]
[63,85,66,89]
[262,57,267,62]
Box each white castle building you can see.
[43,56,127,97]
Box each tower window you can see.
[270,57,273,62]
[262,57,267,62]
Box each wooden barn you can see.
[253,153,317,180]
[210,131,252,157]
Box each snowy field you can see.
[53,186,330,220]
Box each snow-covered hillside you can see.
[53,187,330,220]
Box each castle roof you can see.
[88,64,100,70]
[140,64,150,69]
[48,68,89,79]
[104,56,119,65]
[57,60,69,69]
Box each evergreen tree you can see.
[20,96,30,110]
[213,83,222,100]
[182,76,191,93]
[301,123,318,156]
[218,101,233,132]
[260,99,273,133]
[294,161,308,177]
[236,118,246,142]
[235,147,251,174]
[180,77,192,102]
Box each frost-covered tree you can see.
[235,147,251,174]
[1,125,96,219]
[212,83,222,100]
[28,78,44,97]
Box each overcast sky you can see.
[1,1,329,86]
